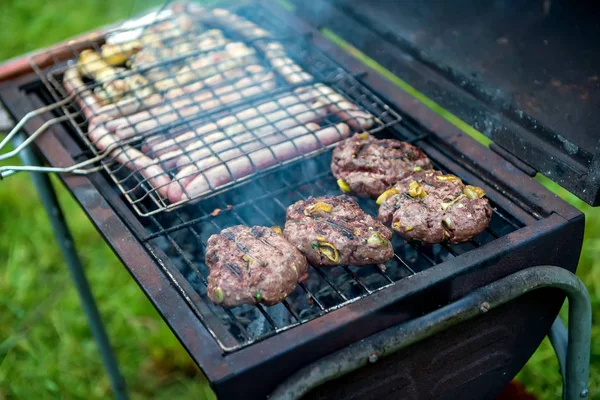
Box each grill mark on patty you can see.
[225,262,244,280]
[222,230,266,266]
[355,142,372,157]
[311,216,355,240]
[250,226,264,238]
[248,230,283,255]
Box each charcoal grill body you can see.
[0,1,589,399]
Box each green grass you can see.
[0,2,598,399]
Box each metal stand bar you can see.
[550,316,569,394]
[270,266,591,400]
[13,134,129,400]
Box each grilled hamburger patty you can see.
[331,133,432,198]
[284,195,394,266]
[206,225,308,307]
[378,170,492,244]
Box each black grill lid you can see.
[291,0,600,205]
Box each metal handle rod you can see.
[0,115,70,161]
[0,160,106,179]
[0,88,118,179]
[550,316,569,393]
[13,133,129,400]
[269,266,591,400]
[0,92,77,154]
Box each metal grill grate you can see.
[27,2,403,217]
[22,2,523,353]
[139,146,520,352]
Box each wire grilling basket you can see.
[0,1,402,217]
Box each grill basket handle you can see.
[0,99,108,180]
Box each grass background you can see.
[0,0,598,398]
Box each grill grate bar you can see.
[485,227,500,238]
[394,253,417,275]
[377,268,395,283]
[342,266,372,294]
[298,282,326,311]
[281,299,301,322]
[255,304,279,329]
[405,132,429,144]
[440,243,458,257]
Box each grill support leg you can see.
[14,134,129,400]
[269,266,591,400]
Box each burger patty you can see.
[205,225,309,307]
[378,170,492,244]
[331,133,432,198]
[284,195,394,266]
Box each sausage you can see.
[64,67,171,199]
[87,126,171,198]
[149,40,257,90]
[167,122,351,203]
[145,86,329,153]
[110,66,275,140]
[207,9,272,40]
[168,123,320,194]
[151,97,324,168]
[201,9,313,85]
[312,84,376,131]
[259,42,313,85]
[88,64,260,133]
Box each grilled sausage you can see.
[64,67,171,198]
[155,97,330,169]
[168,122,351,203]
[89,64,269,135]
[148,82,369,159]
[112,67,276,140]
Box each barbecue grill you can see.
[0,0,595,399]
